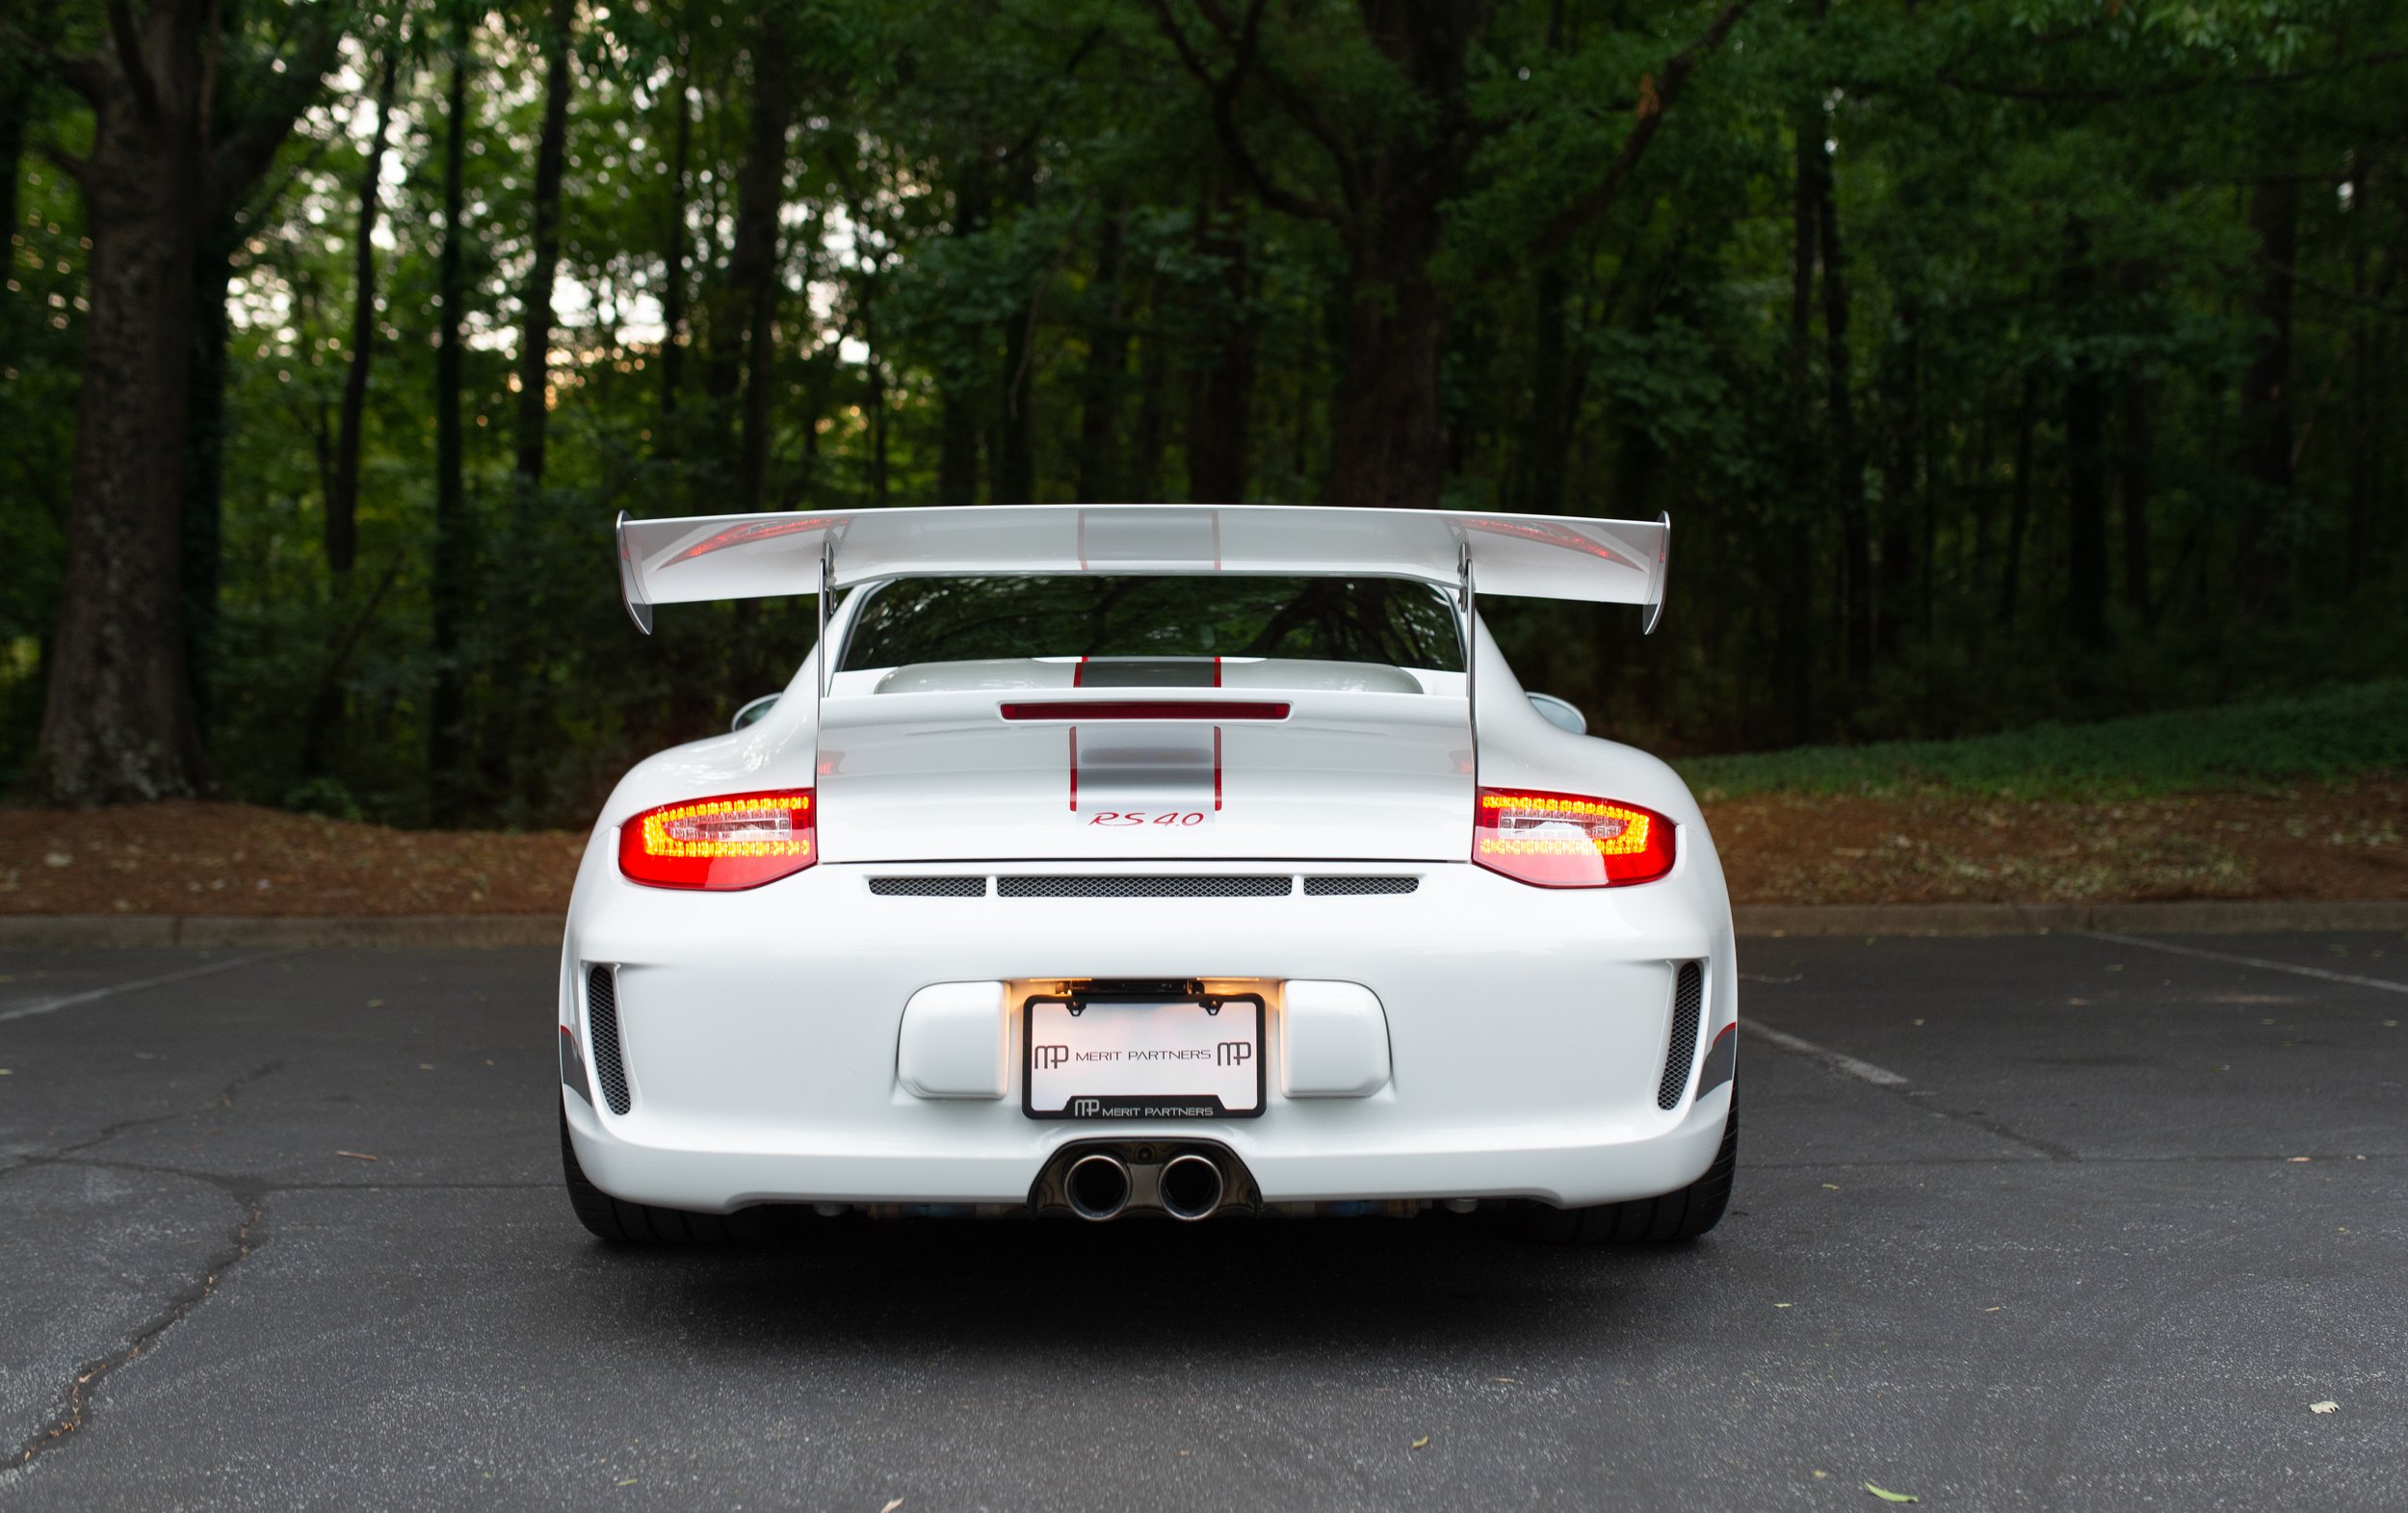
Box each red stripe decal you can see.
[1067,728,1080,811]
[1073,656,1087,689]
[1002,701,1289,722]
[1212,655,1222,689]
[1213,727,1223,811]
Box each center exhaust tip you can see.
[1158,1154,1226,1222]
[1064,1154,1133,1221]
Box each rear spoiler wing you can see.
[615,504,1670,636]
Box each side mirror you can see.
[1527,692,1587,736]
[730,693,780,733]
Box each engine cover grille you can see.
[1657,961,1705,1110]
[1302,876,1419,896]
[998,874,1293,899]
[586,964,632,1116]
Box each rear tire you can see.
[560,1106,762,1244]
[1523,1092,1738,1244]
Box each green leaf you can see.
[1865,1485,1919,1504]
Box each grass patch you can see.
[1674,681,2408,800]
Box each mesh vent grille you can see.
[1302,875,1420,896]
[587,965,632,1116]
[998,874,1293,899]
[1657,961,1705,1110]
[869,876,986,897]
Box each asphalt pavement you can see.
[1,931,2401,1511]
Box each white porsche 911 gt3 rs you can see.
[559,505,1738,1243]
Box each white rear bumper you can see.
[559,838,1738,1213]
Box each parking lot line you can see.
[2081,931,2408,996]
[0,951,298,1024]
[1739,1020,1911,1088]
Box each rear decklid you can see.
[812,663,1470,863]
[610,503,1675,861]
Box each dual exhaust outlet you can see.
[1062,1151,1229,1222]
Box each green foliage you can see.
[3,0,2403,823]
[1678,680,2408,799]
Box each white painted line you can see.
[0,952,298,1023]
[1740,1020,1912,1088]
[2083,931,2408,997]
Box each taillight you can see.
[616,790,816,890]
[1474,787,1675,888]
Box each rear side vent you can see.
[1303,876,1419,896]
[999,875,1292,899]
[586,965,632,1116]
[870,876,986,897]
[1657,961,1705,1110]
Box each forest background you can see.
[2,0,2401,830]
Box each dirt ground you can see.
[2,786,2401,915]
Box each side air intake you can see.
[586,965,632,1115]
[870,876,986,897]
[1657,961,1704,1110]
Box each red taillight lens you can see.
[616,790,816,890]
[1474,787,1676,888]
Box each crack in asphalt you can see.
[2,1059,286,1481]
[46,1059,287,1164]
[5,1185,268,1477]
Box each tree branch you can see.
[1191,0,1361,209]
[37,139,92,186]
[105,0,162,121]
[207,6,344,218]
[1937,47,2404,103]
[1147,0,1348,225]
[1524,0,1754,263]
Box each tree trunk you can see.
[656,39,691,444]
[991,157,1039,507]
[1326,226,1448,509]
[856,255,889,506]
[1073,206,1129,503]
[2118,372,2153,621]
[1776,92,1819,743]
[1187,190,1254,503]
[936,160,989,508]
[182,225,236,747]
[0,47,34,269]
[2236,176,2298,611]
[1876,307,1921,657]
[2062,227,2109,648]
[327,47,401,573]
[29,4,213,803]
[1806,116,1868,679]
[732,16,790,515]
[1997,373,2037,629]
[2343,165,2380,594]
[1514,260,1577,514]
[512,0,577,492]
[1127,327,1168,503]
[938,396,981,506]
[429,20,475,822]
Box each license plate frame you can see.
[1022,991,1267,1121]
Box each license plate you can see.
[1024,995,1265,1120]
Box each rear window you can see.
[841,575,1465,672]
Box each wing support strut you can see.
[1642,510,1671,635]
[1457,535,1479,790]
